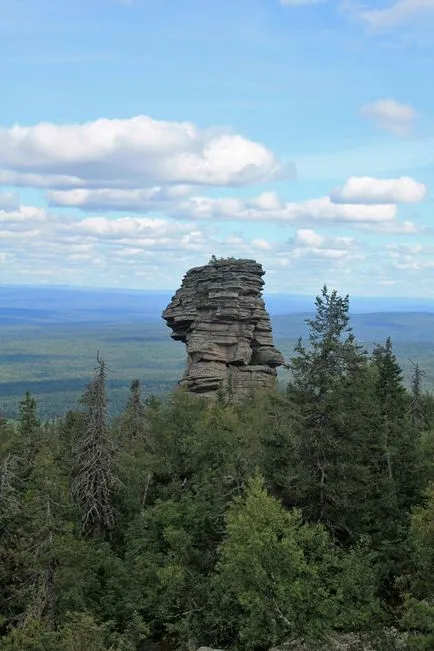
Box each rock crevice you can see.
[162,259,284,400]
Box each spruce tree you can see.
[71,355,119,538]
[410,362,426,429]
[372,338,420,511]
[401,484,434,647]
[286,286,373,539]
[18,392,40,437]
[119,378,151,444]
[17,392,41,468]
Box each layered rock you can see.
[162,258,284,400]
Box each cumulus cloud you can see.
[287,228,361,261]
[276,196,397,223]
[357,0,434,29]
[47,186,193,211]
[1,205,48,225]
[331,176,426,204]
[386,242,434,273]
[292,229,357,249]
[44,182,418,233]
[0,202,286,265]
[179,194,398,224]
[248,191,285,211]
[0,116,292,190]
[0,191,19,210]
[0,206,49,238]
[39,174,426,235]
[0,200,426,294]
[0,202,292,288]
[76,216,196,240]
[361,99,417,135]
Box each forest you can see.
[1,286,434,650]
[3,284,434,420]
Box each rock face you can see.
[162,258,284,400]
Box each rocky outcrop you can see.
[162,258,284,400]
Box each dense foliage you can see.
[1,287,434,650]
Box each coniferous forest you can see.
[2,287,434,650]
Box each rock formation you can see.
[162,258,284,400]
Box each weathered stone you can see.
[162,258,284,400]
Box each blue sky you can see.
[1,0,433,295]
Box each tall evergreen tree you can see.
[290,286,362,399]
[71,355,119,538]
[18,392,40,436]
[401,483,434,647]
[372,338,420,511]
[286,286,375,539]
[410,361,426,429]
[17,392,41,469]
[118,378,151,444]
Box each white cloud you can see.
[361,99,417,135]
[288,229,361,263]
[294,228,326,248]
[0,116,292,190]
[76,216,195,239]
[0,191,19,210]
[47,184,414,233]
[0,202,291,288]
[37,174,424,237]
[331,176,426,204]
[251,238,273,250]
[357,0,434,29]
[0,170,98,189]
[294,247,354,259]
[0,206,50,240]
[356,220,419,234]
[280,196,396,223]
[1,205,48,224]
[0,200,429,295]
[249,191,284,211]
[47,186,193,211]
[386,242,434,272]
[292,228,358,249]
[180,194,397,224]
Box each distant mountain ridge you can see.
[2,285,434,419]
[2,284,434,326]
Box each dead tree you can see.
[71,354,119,537]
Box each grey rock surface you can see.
[162,258,284,400]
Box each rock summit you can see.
[162,258,284,400]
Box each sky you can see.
[0,0,433,296]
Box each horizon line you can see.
[1,282,434,303]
